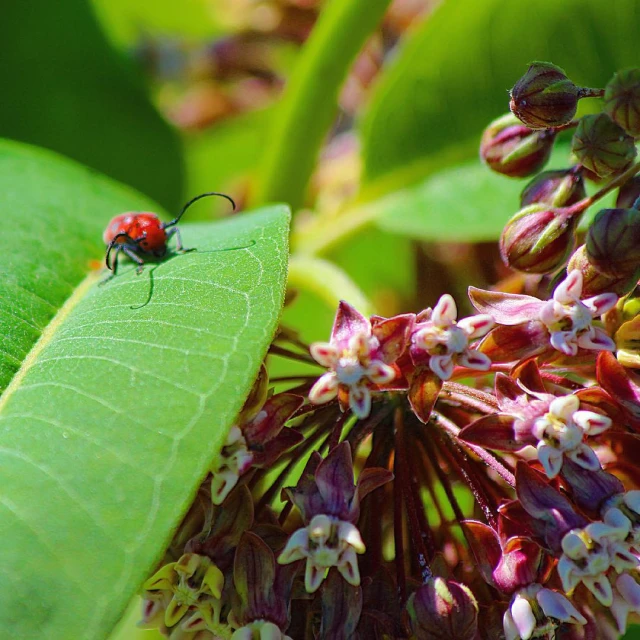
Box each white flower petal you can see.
[309,373,339,405]
[617,573,640,609]
[366,361,396,384]
[432,294,457,327]
[583,292,618,317]
[584,574,613,606]
[510,595,536,640]
[625,491,640,514]
[339,521,366,554]
[337,546,361,586]
[457,314,494,339]
[558,556,579,594]
[310,342,339,368]
[555,270,583,304]
[549,395,580,421]
[550,331,578,356]
[458,349,492,371]
[349,385,371,418]
[572,410,612,435]
[536,588,586,625]
[429,355,454,380]
[577,327,616,352]
[503,609,519,640]
[278,527,310,564]
[210,469,239,505]
[567,444,601,472]
[537,443,563,478]
[304,559,326,593]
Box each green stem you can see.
[253,0,393,212]
[569,160,640,215]
[288,255,373,314]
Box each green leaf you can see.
[361,0,640,197]
[0,0,184,210]
[255,0,393,211]
[0,140,290,639]
[373,143,616,242]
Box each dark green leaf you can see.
[0,0,183,210]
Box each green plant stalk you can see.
[288,255,373,315]
[254,0,393,212]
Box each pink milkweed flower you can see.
[470,269,617,362]
[277,442,392,593]
[309,301,413,418]
[410,293,494,380]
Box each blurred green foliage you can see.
[0,0,183,210]
[3,0,640,637]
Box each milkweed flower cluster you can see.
[139,62,640,639]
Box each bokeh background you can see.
[4,0,640,636]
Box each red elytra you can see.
[103,192,235,278]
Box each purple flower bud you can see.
[616,175,640,209]
[572,113,637,179]
[509,61,580,129]
[586,208,640,277]
[568,244,639,297]
[500,204,578,274]
[480,113,556,177]
[604,68,640,136]
[406,577,478,640]
[520,168,586,208]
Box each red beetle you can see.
[103,191,235,277]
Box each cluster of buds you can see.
[481,61,640,290]
[138,62,640,640]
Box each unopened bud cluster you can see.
[481,61,640,287]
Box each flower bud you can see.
[568,244,639,297]
[500,204,578,273]
[572,113,637,179]
[509,61,580,129]
[520,168,586,207]
[616,175,640,209]
[480,113,556,177]
[586,208,640,277]
[604,68,640,136]
[406,577,478,640]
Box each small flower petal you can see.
[366,361,396,384]
[510,595,536,640]
[537,443,564,478]
[458,350,492,371]
[567,444,601,471]
[572,410,612,435]
[305,559,326,593]
[337,546,361,586]
[309,373,339,405]
[349,385,371,418]
[310,342,339,368]
[554,269,583,304]
[432,294,458,327]
[536,588,586,625]
[458,314,495,339]
[429,355,455,380]
[277,528,309,564]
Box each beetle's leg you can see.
[166,226,195,254]
[122,246,146,274]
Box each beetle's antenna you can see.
[163,192,236,229]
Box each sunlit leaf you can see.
[0,140,290,638]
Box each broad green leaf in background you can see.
[0,140,290,639]
[0,0,184,210]
[361,0,640,200]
